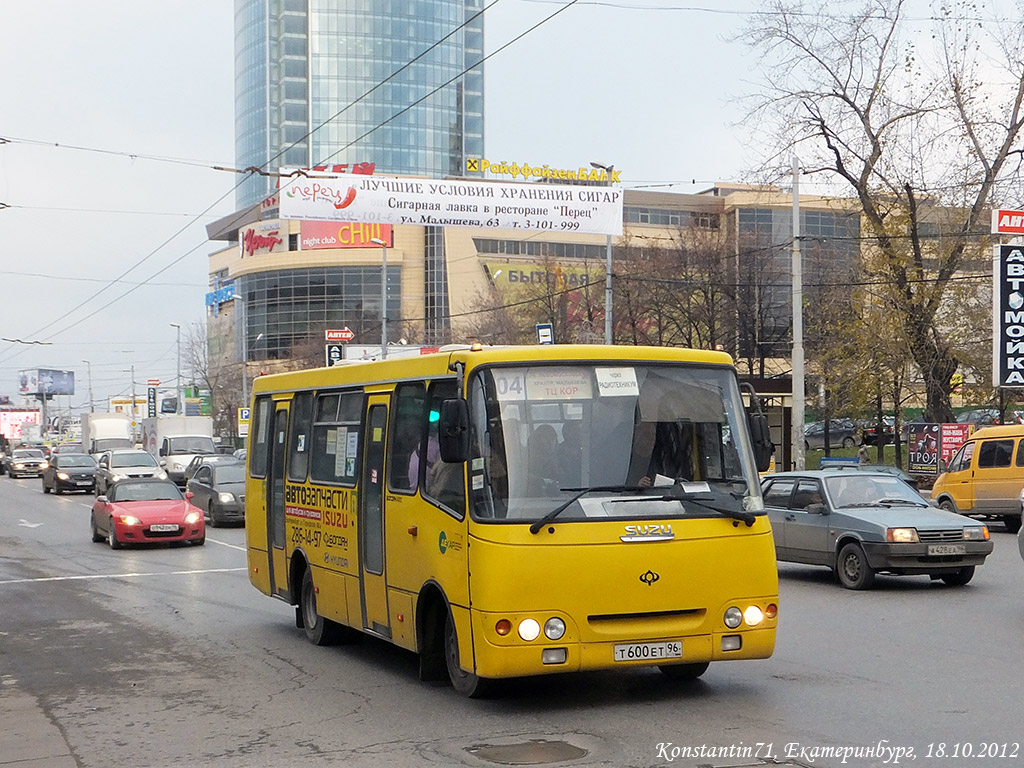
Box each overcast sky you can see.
[0,0,994,411]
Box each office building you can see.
[234,0,484,209]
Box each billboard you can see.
[280,175,624,236]
[994,244,1024,386]
[907,424,940,474]
[0,410,42,439]
[18,369,75,396]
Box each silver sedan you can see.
[762,470,993,589]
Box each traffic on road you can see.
[3,460,1024,766]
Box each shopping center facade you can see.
[205,179,861,388]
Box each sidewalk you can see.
[0,688,77,768]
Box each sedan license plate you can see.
[76,481,92,486]
[928,543,966,556]
[613,641,682,662]
[150,524,179,532]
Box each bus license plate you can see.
[150,524,179,532]
[613,641,682,662]
[928,543,966,556]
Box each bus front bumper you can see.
[471,627,776,679]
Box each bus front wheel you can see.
[445,612,493,698]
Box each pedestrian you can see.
[857,445,870,464]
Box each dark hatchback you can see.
[186,462,246,527]
[42,453,98,494]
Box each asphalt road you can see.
[2,473,1023,768]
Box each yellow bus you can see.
[245,344,778,696]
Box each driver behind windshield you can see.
[628,419,696,488]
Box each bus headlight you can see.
[743,605,764,626]
[517,618,541,641]
[724,607,743,629]
[544,617,566,640]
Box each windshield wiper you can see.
[529,485,642,534]
[529,482,759,533]
[650,488,757,526]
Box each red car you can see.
[90,478,205,549]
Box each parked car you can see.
[90,478,205,549]
[859,416,896,446]
[233,448,247,462]
[956,408,1001,426]
[804,420,857,450]
[187,462,246,526]
[820,463,921,491]
[4,448,48,478]
[42,453,97,494]
[762,470,993,589]
[182,453,240,484]
[95,449,167,495]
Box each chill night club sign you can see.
[994,244,1024,386]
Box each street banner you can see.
[907,423,940,474]
[940,423,972,467]
[280,174,624,236]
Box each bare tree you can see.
[743,0,1024,421]
[183,321,237,439]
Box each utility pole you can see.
[82,360,94,413]
[170,323,181,414]
[371,237,388,358]
[131,364,137,442]
[791,157,806,471]
[590,161,615,344]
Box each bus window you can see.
[423,380,464,514]
[287,391,314,482]
[310,390,362,485]
[250,396,273,479]
[388,383,426,493]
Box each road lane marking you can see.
[18,520,43,528]
[205,537,247,551]
[0,567,247,585]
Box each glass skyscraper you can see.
[235,0,484,209]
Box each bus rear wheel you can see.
[445,612,493,698]
[300,568,342,646]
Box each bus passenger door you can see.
[360,398,391,638]
[267,405,290,598]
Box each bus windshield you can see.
[467,363,764,524]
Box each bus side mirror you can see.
[439,399,470,463]
[748,413,774,473]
